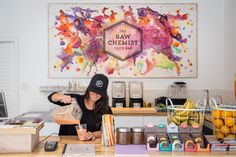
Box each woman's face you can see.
[89,91,102,102]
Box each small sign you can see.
[104,21,142,61]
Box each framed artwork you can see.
[48,3,197,78]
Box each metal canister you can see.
[131,127,144,144]
[116,127,131,145]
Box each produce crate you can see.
[166,98,206,133]
[211,98,236,140]
[0,121,44,153]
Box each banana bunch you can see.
[170,99,202,126]
[189,112,204,126]
[198,112,204,126]
[171,115,186,125]
[174,99,196,116]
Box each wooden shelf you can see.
[111,107,166,116]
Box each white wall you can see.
[0,0,232,115]
[224,0,236,91]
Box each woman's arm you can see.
[48,92,74,106]
[51,93,72,103]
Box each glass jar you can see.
[116,127,131,145]
[131,127,144,144]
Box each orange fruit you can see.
[230,125,236,133]
[213,110,222,118]
[213,118,224,128]
[220,125,230,135]
[215,132,225,140]
[233,111,236,118]
[221,111,233,118]
[225,118,235,127]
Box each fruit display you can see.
[212,109,236,140]
[167,99,204,129]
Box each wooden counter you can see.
[1,136,236,156]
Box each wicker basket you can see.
[210,98,236,140]
[166,98,206,131]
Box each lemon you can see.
[227,134,235,138]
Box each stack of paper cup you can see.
[102,114,115,146]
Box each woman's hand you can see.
[78,131,96,141]
[59,95,72,104]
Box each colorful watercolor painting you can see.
[48,3,197,78]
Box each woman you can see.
[48,74,112,141]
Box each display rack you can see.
[39,85,86,94]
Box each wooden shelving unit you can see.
[111,107,166,116]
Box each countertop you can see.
[1,136,236,156]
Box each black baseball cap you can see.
[87,74,109,96]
